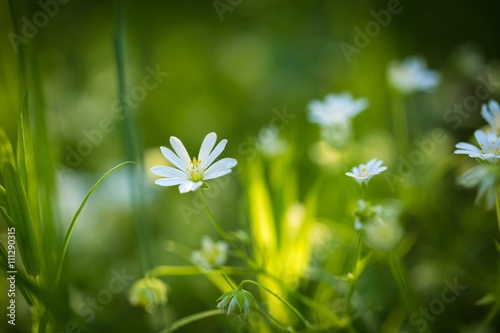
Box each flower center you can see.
[187,157,205,182]
[480,142,500,155]
[357,167,370,178]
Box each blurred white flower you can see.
[307,92,368,127]
[387,56,440,94]
[364,216,403,252]
[354,200,403,251]
[481,99,500,134]
[346,159,387,186]
[151,132,237,193]
[308,92,368,148]
[454,129,500,163]
[256,127,288,157]
[191,236,228,269]
[458,164,499,209]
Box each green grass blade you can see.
[2,162,41,276]
[246,159,277,264]
[0,242,36,306]
[0,129,15,167]
[114,0,153,273]
[158,310,222,333]
[16,92,42,255]
[51,161,134,292]
[0,185,14,228]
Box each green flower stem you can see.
[198,190,258,270]
[496,185,500,233]
[147,265,252,278]
[240,280,312,329]
[158,309,222,333]
[391,92,410,154]
[198,189,236,246]
[253,306,290,332]
[344,229,364,317]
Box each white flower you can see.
[481,99,500,134]
[387,56,440,94]
[191,236,228,269]
[256,127,288,157]
[346,159,387,186]
[364,216,403,252]
[354,200,403,251]
[454,129,500,163]
[307,92,368,127]
[458,164,499,209]
[151,132,237,193]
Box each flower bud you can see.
[216,287,257,319]
[128,277,168,313]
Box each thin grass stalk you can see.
[114,0,153,273]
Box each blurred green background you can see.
[1,0,500,332]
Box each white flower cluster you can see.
[454,99,500,208]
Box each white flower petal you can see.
[205,158,237,175]
[160,146,186,170]
[455,142,480,153]
[198,132,217,163]
[178,181,199,193]
[489,99,500,112]
[474,129,487,145]
[204,169,233,180]
[366,158,377,169]
[170,136,191,166]
[155,178,185,187]
[203,139,228,169]
[481,104,495,129]
[151,166,187,178]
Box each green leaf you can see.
[2,162,41,276]
[201,182,210,190]
[51,161,134,292]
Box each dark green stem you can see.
[345,229,364,317]
[197,190,258,270]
